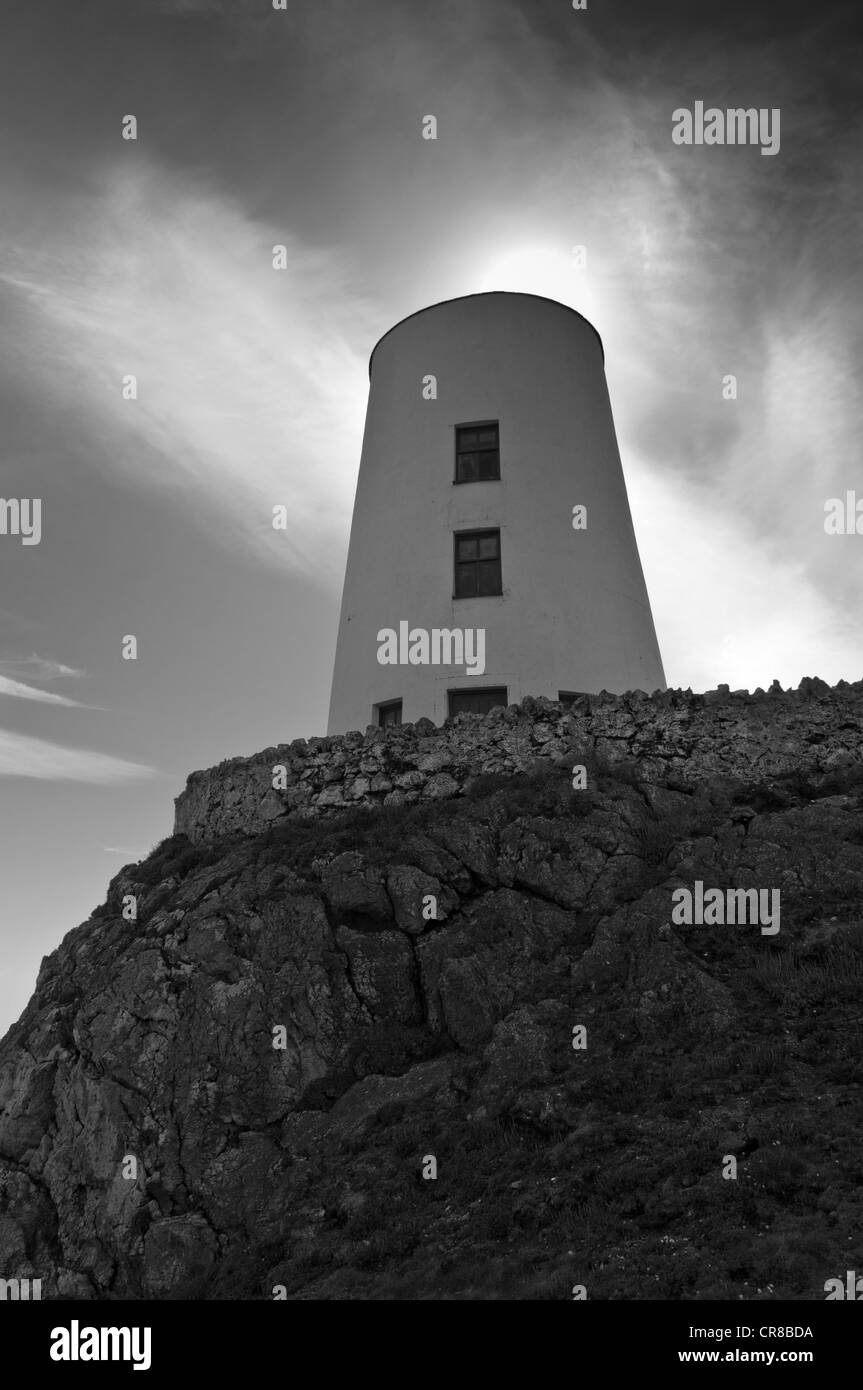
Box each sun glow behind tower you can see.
[478,245,606,327]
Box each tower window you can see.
[448,687,508,718]
[376,699,402,728]
[455,422,499,483]
[558,691,585,705]
[454,529,502,597]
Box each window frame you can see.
[453,527,502,599]
[375,698,403,729]
[454,420,500,484]
[447,687,508,720]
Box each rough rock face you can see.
[1,687,863,1300]
[173,679,863,843]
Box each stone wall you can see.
[172,677,863,845]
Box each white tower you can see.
[327,292,665,734]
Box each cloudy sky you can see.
[1,0,861,1036]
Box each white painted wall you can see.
[327,292,666,734]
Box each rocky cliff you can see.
[1,681,862,1300]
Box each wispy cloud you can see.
[0,655,90,706]
[0,654,85,681]
[0,675,87,707]
[0,729,159,783]
[0,161,374,581]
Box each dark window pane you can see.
[455,423,499,484]
[378,701,402,727]
[477,559,501,594]
[449,687,507,718]
[456,563,477,596]
[454,529,501,597]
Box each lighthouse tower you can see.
[327,292,665,735]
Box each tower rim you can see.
[367,290,605,379]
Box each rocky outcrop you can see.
[1,682,862,1300]
[174,679,863,844]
